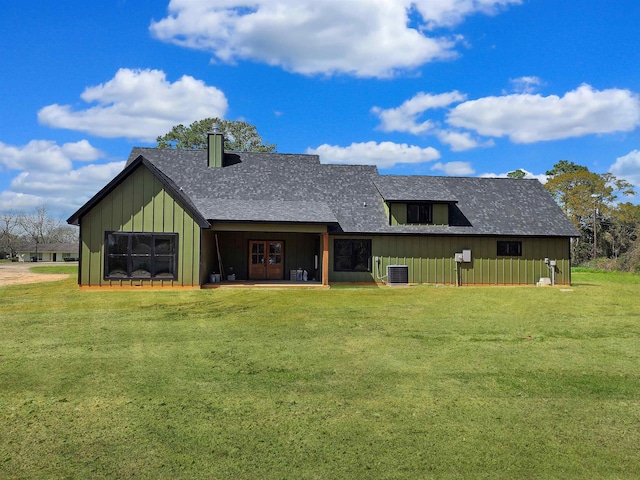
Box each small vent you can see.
[387,265,409,285]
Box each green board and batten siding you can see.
[389,203,449,226]
[79,165,202,287]
[329,235,571,285]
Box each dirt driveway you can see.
[0,262,72,287]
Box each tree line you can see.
[0,206,78,260]
[542,160,640,271]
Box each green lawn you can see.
[1,268,639,479]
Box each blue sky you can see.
[1,0,639,218]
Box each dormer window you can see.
[387,201,449,226]
[407,203,433,224]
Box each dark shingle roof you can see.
[374,176,458,202]
[113,147,579,237]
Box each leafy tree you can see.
[507,169,526,179]
[605,202,640,269]
[544,160,636,264]
[156,118,276,153]
[545,160,589,176]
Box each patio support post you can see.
[322,231,329,286]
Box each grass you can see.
[29,264,79,275]
[1,267,639,478]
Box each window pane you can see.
[154,257,175,278]
[269,242,282,264]
[155,236,175,255]
[335,240,352,257]
[407,204,420,223]
[107,234,129,255]
[270,242,281,254]
[334,256,353,272]
[497,241,522,256]
[131,257,152,277]
[334,239,371,272]
[351,241,371,272]
[252,243,265,264]
[132,235,152,255]
[107,256,128,277]
[407,203,432,224]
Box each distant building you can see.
[16,243,79,262]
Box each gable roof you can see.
[70,147,579,237]
[67,155,209,227]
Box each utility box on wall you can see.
[455,250,472,263]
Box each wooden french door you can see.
[249,240,284,280]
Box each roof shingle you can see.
[111,147,580,237]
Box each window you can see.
[105,232,177,279]
[407,203,433,224]
[334,239,372,272]
[497,241,522,257]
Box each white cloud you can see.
[413,0,522,28]
[371,90,491,151]
[0,138,125,216]
[610,150,640,188]
[372,91,466,134]
[434,129,494,151]
[307,141,440,169]
[0,139,103,172]
[447,84,640,143]
[431,161,475,175]
[508,76,543,94]
[150,1,520,78]
[0,162,126,216]
[38,68,228,142]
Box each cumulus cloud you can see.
[0,139,103,172]
[0,138,124,216]
[307,141,440,169]
[413,0,522,28]
[508,76,543,94]
[38,68,228,142]
[447,84,640,143]
[610,150,640,188]
[150,1,520,78]
[371,90,490,151]
[431,161,475,175]
[10,162,125,196]
[434,129,494,151]
[372,91,466,134]
[375,84,640,150]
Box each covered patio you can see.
[202,224,330,286]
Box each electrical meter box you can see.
[462,250,472,263]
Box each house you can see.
[67,130,579,288]
[16,243,79,262]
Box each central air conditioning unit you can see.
[387,265,409,286]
